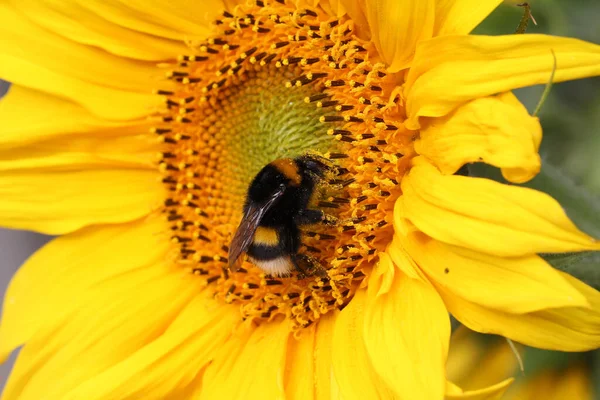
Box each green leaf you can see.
[593,350,600,398]
[541,252,600,290]
[521,347,583,378]
[524,161,600,238]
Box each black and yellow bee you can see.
[228,154,334,277]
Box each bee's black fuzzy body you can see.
[228,155,332,277]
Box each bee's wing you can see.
[228,184,286,271]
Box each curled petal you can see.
[397,159,600,257]
[397,231,587,313]
[363,0,435,72]
[405,34,600,129]
[438,272,600,351]
[363,252,449,399]
[415,91,542,183]
[332,290,394,399]
[446,378,514,400]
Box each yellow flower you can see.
[0,0,599,399]
[446,328,595,400]
[505,362,593,400]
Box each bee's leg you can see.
[294,209,338,226]
[291,253,310,279]
[294,209,324,225]
[296,253,328,278]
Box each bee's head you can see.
[247,162,292,203]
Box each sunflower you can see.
[446,328,596,400]
[1,0,600,399]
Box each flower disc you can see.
[156,1,412,329]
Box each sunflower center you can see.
[154,1,413,329]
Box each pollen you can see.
[153,1,413,329]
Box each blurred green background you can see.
[467,1,600,399]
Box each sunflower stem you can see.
[532,50,557,117]
[506,338,525,375]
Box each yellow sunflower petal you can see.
[0,4,164,119]
[8,0,190,61]
[0,217,172,362]
[363,252,449,399]
[446,378,514,400]
[317,0,346,19]
[437,272,600,351]
[338,0,370,39]
[397,159,600,257]
[0,167,163,234]
[434,0,502,36]
[0,85,146,148]
[65,293,239,400]
[314,312,337,400]
[84,0,226,40]
[0,131,159,172]
[510,364,592,400]
[415,91,542,183]
[363,0,435,72]
[2,267,199,400]
[387,236,426,280]
[284,325,316,400]
[0,87,160,171]
[405,34,600,129]
[200,321,289,399]
[0,3,167,92]
[332,289,394,399]
[397,231,587,313]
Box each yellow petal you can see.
[0,87,160,172]
[0,217,172,362]
[2,266,200,400]
[397,159,600,257]
[415,91,542,183]
[338,0,370,39]
[8,0,191,61]
[446,327,484,385]
[318,0,347,19]
[397,231,587,313]
[65,292,239,400]
[387,237,426,280]
[363,0,435,72]
[85,0,225,39]
[285,325,316,400]
[364,252,449,399]
[0,4,164,120]
[332,290,394,399]
[434,0,502,36]
[0,167,163,234]
[314,312,337,400]
[507,364,592,400]
[405,34,600,129]
[0,85,146,148]
[200,320,289,399]
[437,272,600,351]
[447,328,519,394]
[446,378,514,400]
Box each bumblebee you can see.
[228,154,334,277]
